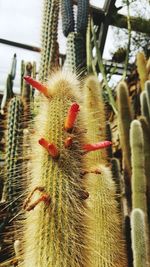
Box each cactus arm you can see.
[130,120,147,212]
[76,0,89,35]
[61,0,74,37]
[131,208,149,267]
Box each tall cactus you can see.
[22,71,90,267]
[131,208,149,267]
[83,76,127,266]
[136,52,148,91]
[83,76,107,163]
[130,120,147,212]
[61,0,89,73]
[87,165,128,267]
[39,0,59,82]
[117,81,133,177]
[0,97,25,263]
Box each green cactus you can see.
[39,0,59,82]
[83,75,107,163]
[145,80,150,121]
[1,54,16,113]
[139,116,150,222]
[22,71,90,267]
[117,81,133,178]
[131,208,149,267]
[0,97,25,263]
[87,164,128,267]
[140,90,150,123]
[76,0,89,35]
[61,0,74,37]
[136,52,148,91]
[63,32,86,73]
[82,76,127,266]
[130,120,147,212]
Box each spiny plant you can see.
[0,96,25,264]
[83,75,107,163]
[0,54,16,114]
[61,0,89,73]
[136,51,148,91]
[131,208,149,267]
[83,76,127,266]
[87,164,128,267]
[130,120,147,213]
[39,0,60,82]
[21,71,100,267]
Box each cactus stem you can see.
[64,136,73,148]
[64,102,80,131]
[24,76,49,97]
[23,186,51,212]
[38,138,59,158]
[83,140,112,152]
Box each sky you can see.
[0,0,149,93]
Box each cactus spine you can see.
[22,71,90,267]
[131,208,149,267]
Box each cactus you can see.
[61,0,74,37]
[1,54,16,114]
[87,164,128,267]
[130,120,147,212]
[139,116,150,222]
[136,52,148,91]
[0,97,25,263]
[39,0,59,82]
[131,208,149,267]
[117,81,132,182]
[82,76,127,266]
[76,0,89,35]
[83,75,107,163]
[145,80,150,121]
[21,71,90,267]
[63,32,86,73]
[140,90,150,123]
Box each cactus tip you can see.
[24,76,48,97]
[64,102,80,131]
[83,141,112,152]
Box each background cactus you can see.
[0,96,25,263]
[39,0,60,82]
[136,52,148,91]
[131,208,149,267]
[130,120,147,212]
[61,0,74,37]
[83,76,127,266]
[21,71,90,267]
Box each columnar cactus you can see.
[83,76,127,266]
[130,120,147,213]
[87,165,128,267]
[61,0,89,73]
[83,75,107,163]
[22,71,90,267]
[117,81,133,178]
[131,208,149,267]
[39,0,59,82]
[136,52,148,91]
[0,97,25,263]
